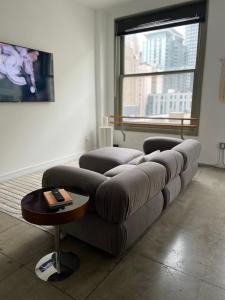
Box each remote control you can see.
[51,189,64,202]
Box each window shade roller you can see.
[115,1,206,36]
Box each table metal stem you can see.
[55,225,61,274]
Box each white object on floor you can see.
[35,252,57,281]
[99,126,113,147]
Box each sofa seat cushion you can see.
[172,140,201,170]
[79,147,143,174]
[95,162,166,223]
[104,164,136,177]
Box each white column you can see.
[95,11,108,147]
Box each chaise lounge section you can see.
[79,147,143,174]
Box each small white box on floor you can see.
[99,126,113,147]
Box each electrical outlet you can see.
[219,142,225,149]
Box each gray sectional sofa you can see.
[42,137,201,256]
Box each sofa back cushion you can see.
[143,137,183,154]
[146,150,184,182]
[95,162,166,223]
[172,139,201,170]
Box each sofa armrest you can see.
[42,165,107,197]
[143,137,183,154]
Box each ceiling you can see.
[74,0,135,10]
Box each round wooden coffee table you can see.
[21,188,89,282]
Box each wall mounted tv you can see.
[0,42,54,102]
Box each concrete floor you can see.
[0,166,225,300]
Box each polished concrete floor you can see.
[0,166,225,300]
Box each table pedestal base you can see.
[35,251,80,281]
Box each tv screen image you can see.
[0,42,54,102]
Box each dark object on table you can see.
[44,189,72,209]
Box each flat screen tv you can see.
[0,42,54,102]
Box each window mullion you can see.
[122,69,196,78]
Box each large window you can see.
[115,1,207,134]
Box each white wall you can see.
[97,0,225,166]
[0,0,96,180]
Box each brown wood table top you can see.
[21,188,90,226]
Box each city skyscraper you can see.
[142,28,187,93]
[142,28,186,71]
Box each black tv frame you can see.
[0,41,55,102]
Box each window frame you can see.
[114,3,208,136]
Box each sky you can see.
[175,25,185,35]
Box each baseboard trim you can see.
[199,162,225,169]
[0,152,83,182]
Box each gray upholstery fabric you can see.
[140,150,161,162]
[146,150,184,182]
[128,155,145,165]
[128,151,160,165]
[62,192,164,256]
[124,192,164,252]
[163,175,181,207]
[95,162,166,223]
[104,164,136,177]
[143,137,183,154]
[180,161,198,188]
[62,213,127,256]
[79,147,143,174]
[42,137,201,256]
[42,165,107,211]
[136,163,166,191]
[173,139,201,170]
